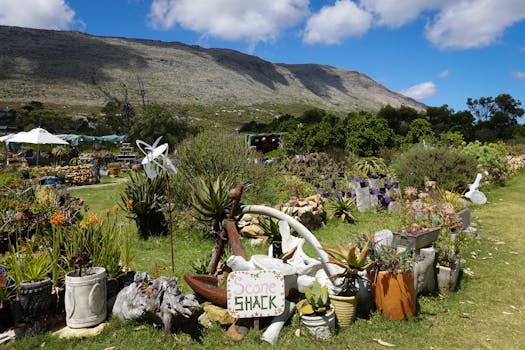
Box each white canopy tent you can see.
[6,127,69,165]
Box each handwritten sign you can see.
[227,270,285,318]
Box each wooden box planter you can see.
[436,258,461,292]
[393,227,440,251]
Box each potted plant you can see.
[369,245,418,320]
[321,238,375,326]
[3,239,53,335]
[434,229,470,292]
[64,251,107,328]
[0,266,17,332]
[297,280,336,340]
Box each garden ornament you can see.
[113,272,199,339]
[465,173,487,205]
[136,136,177,271]
[136,136,177,179]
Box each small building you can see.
[246,133,284,153]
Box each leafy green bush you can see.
[392,144,478,191]
[460,141,510,182]
[171,129,282,207]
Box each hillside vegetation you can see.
[0,25,425,115]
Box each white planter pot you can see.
[300,307,336,340]
[436,259,461,292]
[65,267,107,328]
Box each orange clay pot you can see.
[371,271,416,320]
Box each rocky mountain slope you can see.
[0,25,425,113]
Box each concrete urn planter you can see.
[65,267,107,328]
[300,306,336,340]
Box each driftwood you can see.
[112,272,199,339]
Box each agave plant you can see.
[328,195,357,223]
[321,237,375,296]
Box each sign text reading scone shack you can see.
[227,270,285,318]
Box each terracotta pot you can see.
[371,271,416,320]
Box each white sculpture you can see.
[465,173,487,205]
[136,136,177,179]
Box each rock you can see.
[53,322,107,339]
[240,224,265,237]
[202,303,235,326]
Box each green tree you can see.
[344,112,393,156]
[405,118,435,144]
[129,103,195,146]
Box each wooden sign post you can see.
[227,270,285,327]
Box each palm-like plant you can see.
[321,238,375,296]
[190,176,234,229]
[120,171,168,238]
[328,195,357,223]
[351,157,388,178]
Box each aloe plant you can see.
[190,176,234,226]
[321,236,375,296]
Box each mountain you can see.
[0,25,426,115]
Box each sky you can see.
[1,0,524,113]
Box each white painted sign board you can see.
[227,270,285,318]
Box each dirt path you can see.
[67,176,129,190]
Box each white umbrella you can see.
[7,127,69,166]
[0,133,16,142]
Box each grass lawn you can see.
[7,170,525,349]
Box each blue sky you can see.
[1,0,524,113]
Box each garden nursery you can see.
[1,105,525,349]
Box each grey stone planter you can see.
[456,208,471,229]
[436,258,461,291]
[65,267,107,328]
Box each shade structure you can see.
[8,128,69,145]
[7,127,69,166]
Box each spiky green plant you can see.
[120,171,168,238]
[328,195,357,223]
[351,157,388,178]
[321,238,375,295]
[190,176,233,225]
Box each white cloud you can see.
[303,0,372,45]
[510,71,525,82]
[360,0,443,28]
[399,81,437,100]
[148,0,309,45]
[438,69,449,78]
[425,0,525,49]
[0,0,75,30]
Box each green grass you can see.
[7,170,525,349]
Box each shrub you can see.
[392,144,478,191]
[171,129,281,207]
[460,141,510,182]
